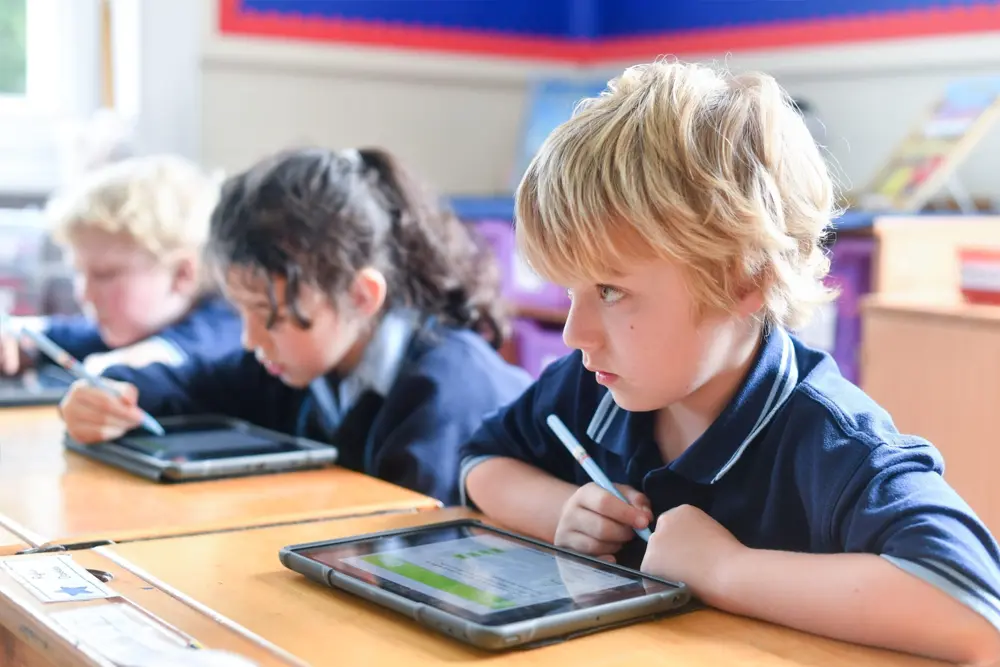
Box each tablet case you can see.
[279,519,693,650]
[64,414,338,483]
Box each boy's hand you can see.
[59,379,144,444]
[640,504,745,604]
[554,482,653,561]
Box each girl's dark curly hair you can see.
[207,147,507,348]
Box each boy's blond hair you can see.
[515,59,838,330]
[47,154,222,259]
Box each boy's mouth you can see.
[584,361,619,386]
[594,370,618,386]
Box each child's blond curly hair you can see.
[515,59,839,330]
[47,154,222,259]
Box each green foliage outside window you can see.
[0,0,27,96]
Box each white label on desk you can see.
[1,555,116,602]
[52,602,190,662]
[51,603,260,667]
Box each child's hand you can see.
[59,379,145,444]
[640,504,745,604]
[0,333,32,376]
[554,482,653,561]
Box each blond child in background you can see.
[461,60,1000,663]
[1,155,242,377]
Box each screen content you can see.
[122,430,297,460]
[342,534,635,614]
[297,523,677,625]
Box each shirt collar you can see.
[336,308,421,408]
[587,327,799,485]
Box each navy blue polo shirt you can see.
[43,295,242,366]
[105,311,532,506]
[460,327,1000,630]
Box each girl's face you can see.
[223,268,384,388]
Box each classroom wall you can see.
[199,1,578,195]
[200,1,1000,198]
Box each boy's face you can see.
[561,258,760,414]
[224,270,371,389]
[70,229,193,348]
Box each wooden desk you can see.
[0,550,301,666]
[0,524,26,556]
[0,407,440,547]
[104,508,943,667]
[862,291,1000,534]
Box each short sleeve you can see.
[457,351,593,506]
[833,438,1000,630]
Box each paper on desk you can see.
[50,602,259,667]
[1,555,116,602]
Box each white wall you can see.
[591,32,1000,202]
[125,0,204,161]
[118,2,1000,200]
[198,1,579,195]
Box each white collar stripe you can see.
[711,329,798,484]
[586,390,617,440]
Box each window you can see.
[0,0,26,96]
[0,0,99,194]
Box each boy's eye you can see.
[598,285,625,304]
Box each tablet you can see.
[0,365,73,407]
[279,519,691,650]
[120,424,302,462]
[65,415,337,482]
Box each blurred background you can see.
[3,0,1000,530]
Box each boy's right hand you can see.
[59,379,144,444]
[554,483,653,561]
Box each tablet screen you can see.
[294,522,677,626]
[120,428,300,461]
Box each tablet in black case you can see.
[65,415,337,482]
[280,519,691,650]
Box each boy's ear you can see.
[170,251,200,297]
[733,279,766,320]
[349,267,387,317]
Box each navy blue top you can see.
[460,327,1000,630]
[43,296,242,366]
[105,314,532,506]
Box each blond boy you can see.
[1,155,241,377]
[460,61,1000,663]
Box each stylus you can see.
[547,414,652,542]
[20,328,166,436]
